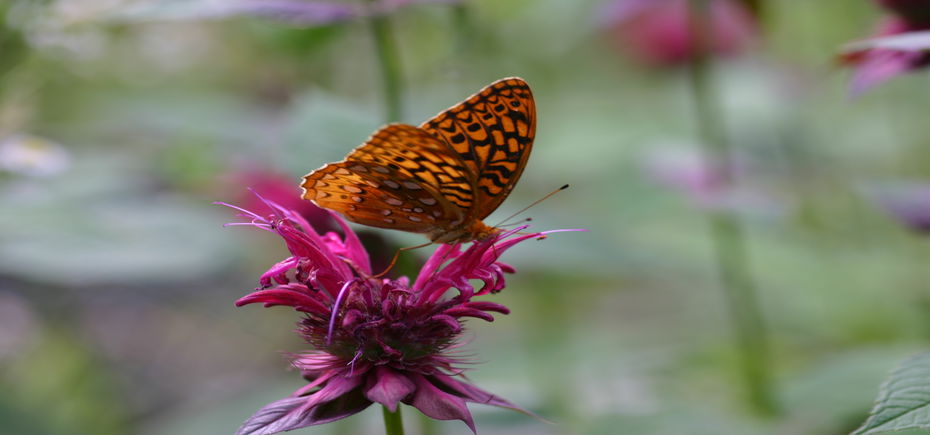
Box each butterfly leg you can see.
[371,241,435,279]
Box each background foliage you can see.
[4,0,930,434]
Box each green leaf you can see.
[855,352,930,434]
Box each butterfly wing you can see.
[420,77,536,221]
[301,124,475,233]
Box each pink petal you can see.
[327,210,372,275]
[849,49,922,96]
[462,301,510,314]
[406,373,476,434]
[430,374,540,419]
[236,375,367,435]
[444,307,495,322]
[259,257,298,287]
[430,314,462,332]
[235,288,329,314]
[364,366,416,411]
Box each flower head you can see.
[221,197,564,434]
[601,0,757,67]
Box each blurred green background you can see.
[4,0,930,434]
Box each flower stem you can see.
[382,405,405,435]
[367,5,404,123]
[687,0,777,416]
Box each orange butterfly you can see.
[300,77,536,244]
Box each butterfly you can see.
[300,77,536,244]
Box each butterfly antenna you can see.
[371,241,434,279]
[494,184,569,227]
[498,217,533,228]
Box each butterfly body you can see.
[301,77,535,244]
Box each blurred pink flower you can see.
[220,198,569,434]
[641,146,785,216]
[601,0,757,67]
[864,181,930,233]
[841,2,930,95]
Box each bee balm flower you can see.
[220,198,568,434]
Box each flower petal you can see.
[236,374,368,435]
[327,210,372,275]
[430,373,543,420]
[849,49,923,96]
[235,287,329,314]
[462,301,511,314]
[444,307,495,322]
[235,396,309,435]
[364,366,416,411]
[406,373,476,433]
[259,257,299,287]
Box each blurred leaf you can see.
[0,153,235,285]
[1,329,129,435]
[0,2,29,79]
[854,352,930,434]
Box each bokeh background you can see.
[4,0,930,434]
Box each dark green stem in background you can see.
[382,405,405,435]
[368,6,404,123]
[687,0,778,416]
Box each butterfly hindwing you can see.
[301,125,471,233]
[348,124,477,212]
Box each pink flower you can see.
[220,197,571,434]
[640,147,785,216]
[601,0,757,67]
[841,2,930,95]
[864,181,930,233]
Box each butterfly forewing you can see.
[420,77,536,221]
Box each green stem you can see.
[368,6,404,123]
[687,0,777,416]
[418,410,438,435]
[382,405,405,435]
